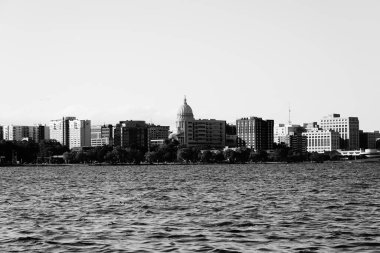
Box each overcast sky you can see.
[1,0,379,131]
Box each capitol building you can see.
[174,97,226,148]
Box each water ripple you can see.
[0,163,379,252]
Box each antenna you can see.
[288,104,292,125]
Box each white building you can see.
[302,128,340,153]
[69,120,91,149]
[319,114,359,150]
[49,117,91,149]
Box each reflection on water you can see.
[0,163,379,252]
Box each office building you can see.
[147,124,170,147]
[35,125,50,143]
[91,124,114,147]
[302,128,340,153]
[319,114,359,150]
[359,130,380,149]
[114,121,148,149]
[176,98,226,148]
[226,123,237,147]
[2,125,33,141]
[236,117,274,151]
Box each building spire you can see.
[184,95,187,104]
[288,104,292,125]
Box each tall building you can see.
[68,120,91,149]
[147,124,170,147]
[91,124,114,147]
[302,128,340,153]
[0,125,3,140]
[49,117,76,146]
[176,98,226,148]
[319,114,359,150]
[49,117,91,149]
[35,124,50,143]
[236,117,274,151]
[113,121,148,149]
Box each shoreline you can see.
[1,158,379,167]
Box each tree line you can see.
[0,139,350,165]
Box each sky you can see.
[0,0,379,131]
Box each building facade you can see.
[236,117,274,151]
[302,129,340,153]
[35,125,50,143]
[147,124,170,147]
[91,124,114,147]
[113,121,148,149]
[359,130,380,149]
[68,119,91,149]
[2,125,33,141]
[225,123,237,147]
[285,133,308,155]
[49,117,91,149]
[176,98,226,148]
[274,123,302,144]
[319,114,359,150]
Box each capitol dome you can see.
[177,97,195,121]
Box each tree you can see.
[145,151,158,164]
[214,150,225,163]
[309,152,324,163]
[224,149,236,163]
[200,150,213,163]
[177,148,193,163]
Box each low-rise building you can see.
[359,130,380,149]
[302,128,340,153]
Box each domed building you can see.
[175,97,226,148]
[177,97,195,121]
[176,97,194,135]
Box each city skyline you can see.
[1,1,379,131]
[0,97,378,133]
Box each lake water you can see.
[0,163,379,252]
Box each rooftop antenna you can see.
[288,104,292,125]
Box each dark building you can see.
[226,123,237,148]
[36,125,50,143]
[147,124,170,144]
[236,117,274,151]
[288,133,307,155]
[114,121,148,149]
[0,125,3,140]
[359,130,380,149]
